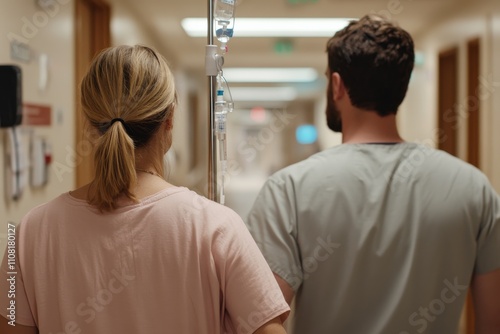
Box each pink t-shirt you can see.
[1,186,289,333]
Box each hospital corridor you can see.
[1,0,500,333]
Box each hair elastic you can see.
[110,118,125,126]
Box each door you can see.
[464,37,481,334]
[438,47,458,155]
[75,0,111,187]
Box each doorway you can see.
[464,37,481,334]
[437,47,459,155]
[467,38,480,168]
[74,0,111,187]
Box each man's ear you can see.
[332,72,345,101]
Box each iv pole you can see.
[207,0,217,201]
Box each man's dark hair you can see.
[326,15,415,116]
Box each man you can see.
[246,14,500,333]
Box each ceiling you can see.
[112,0,468,103]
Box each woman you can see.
[0,45,289,333]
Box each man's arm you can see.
[0,316,38,334]
[274,273,295,306]
[254,316,287,334]
[471,268,500,334]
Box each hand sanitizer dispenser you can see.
[0,65,23,128]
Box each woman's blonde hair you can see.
[80,45,176,211]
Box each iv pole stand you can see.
[207,0,217,201]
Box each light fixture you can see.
[223,68,318,83]
[181,18,354,37]
[230,87,298,101]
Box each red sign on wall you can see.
[22,103,51,126]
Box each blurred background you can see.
[1,0,500,332]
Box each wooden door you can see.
[438,47,458,155]
[467,39,480,168]
[465,37,481,334]
[75,0,111,187]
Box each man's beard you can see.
[326,79,342,133]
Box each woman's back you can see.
[5,186,287,333]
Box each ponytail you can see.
[88,121,137,211]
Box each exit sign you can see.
[274,40,294,54]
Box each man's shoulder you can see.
[268,143,489,184]
[419,145,487,178]
[266,145,350,184]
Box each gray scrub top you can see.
[246,142,500,334]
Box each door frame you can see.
[74,0,111,187]
[465,37,481,334]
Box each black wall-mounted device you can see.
[0,65,23,128]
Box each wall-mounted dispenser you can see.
[0,65,23,128]
[5,127,27,200]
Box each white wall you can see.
[170,70,211,191]
[110,0,175,65]
[399,0,500,192]
[0,0,75,250]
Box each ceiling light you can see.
[230,87,298,101]
[181,18,354,37]
[223,67,318,83]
